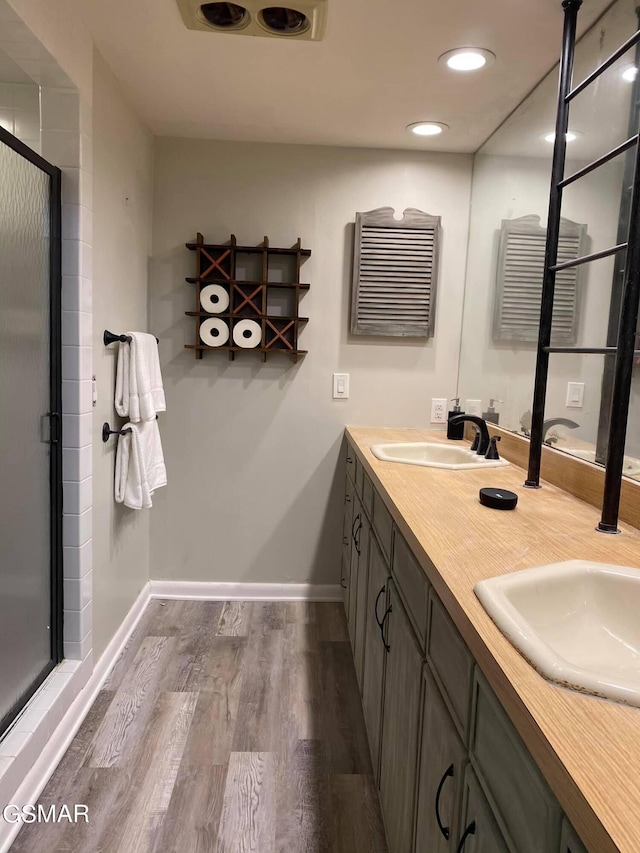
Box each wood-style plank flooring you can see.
[11,600,388,853]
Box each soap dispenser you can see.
[482,398,502,425]
[447,398,465,440]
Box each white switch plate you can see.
[466,399,482,416]
[430,398,448,424]
[333,373,350,399]
[566,381,585,408]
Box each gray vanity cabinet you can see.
[414,667,466,853]
[342,471,355,616]
[361,528,389,780]
[458,766,509,853]
[379,580,424,853]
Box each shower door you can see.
[0,127,63,738]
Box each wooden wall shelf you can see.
[185,233,311,363]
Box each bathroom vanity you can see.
[342,426,640,853]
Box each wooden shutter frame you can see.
[351,206,441,337]
[493,214,587,344]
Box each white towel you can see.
[115,332,166,422]
[114,420,167,510]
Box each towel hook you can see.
[102,422,132,443]
[103,329,159,346]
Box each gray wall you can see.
[92,49,153,656]
[150,138,473,584]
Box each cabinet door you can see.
[347,494,363,643]
[353,515,370,691]
[342,474,355,617]
[379,580,423,853]
[560,819,588,853]
[456,766,509,853]
[414,668,466,853]
[361,531,389,781]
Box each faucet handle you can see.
[485,435,502,460]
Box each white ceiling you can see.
[73,0,615,153]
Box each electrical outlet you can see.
[466,399,482,416]
[430,398,448,424]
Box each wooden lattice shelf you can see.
[185,233,311,363]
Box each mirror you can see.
[457,0,640,480]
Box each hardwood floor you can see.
[10,601,388,853]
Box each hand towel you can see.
[115,332,166,422]
[114,420,167,510]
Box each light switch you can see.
[566,381,585,408]
[333,373,350,399]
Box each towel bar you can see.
[103,329,159,346]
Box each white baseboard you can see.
[0,582,151,853]
[149,580,343,602]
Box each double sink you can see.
[370,436,640,708]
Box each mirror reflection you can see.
[458,0,640,480]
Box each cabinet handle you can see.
[354,520,363,555]
[343,536,349,546]
[456,820,476,853]
[351,513,361,542]
[435,764,454,840]
[380,604,392,653]
[345,494,352,503]
[340,577,347,589]
[346,456,353,463]
[374,584,386,627]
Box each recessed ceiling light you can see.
[407,122,450,137]
[622,65,638,82]
[438,47,496,72]
[542,131,581,143]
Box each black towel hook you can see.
[102,422,132,443]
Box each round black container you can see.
[479,487,518,511]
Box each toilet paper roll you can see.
[233,318,262,349]
[200,284,230,314]
[200,317,229,347]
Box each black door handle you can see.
[374,584,386,627]
[380,604,392,652]
[351,513,361,542]
[353,520,363,555]
[435,764,454,840]
[456,820,476,852]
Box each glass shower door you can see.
[0,128,62,737]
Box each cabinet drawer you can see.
[427,592,474,739]
[345,441,356,483]
[392,532,429,651]
[458,765,509,853]
[362,471,374,519]
[470,671,562,853]
[372,490,393,566]
[560,818,588,853]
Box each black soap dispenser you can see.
[447,398,465,440]
[482,398,502,425]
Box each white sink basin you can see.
[562,447,640,477]
[371,441,509,470]
[475,560,640,707]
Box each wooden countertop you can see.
[346,426,640,853]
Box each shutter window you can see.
[493,214,587,344]
[351,207,441,337]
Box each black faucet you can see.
[448,414,491,455]
[542,418,579,445]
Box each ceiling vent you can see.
[176,0,327,40]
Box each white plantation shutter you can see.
[493,215,587,343]
[351,207,441,337]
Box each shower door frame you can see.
[0,126,63,738]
